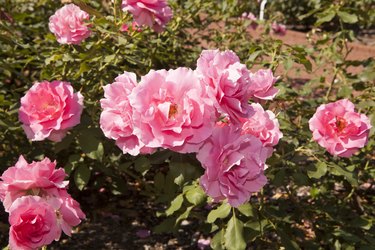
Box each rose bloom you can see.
[49,4,91,44]
[271,22,287,36]
[55,189,86,236]
[241,12,258,29]
[19,80,84,142]
[309,99,372,157]
[196,49,252,123]
[241,103,283,156]
[197,126,268,207]
[122,0,173,32]
[0,156,68,211]
[248,69,279,101]
[129,67,216,153]
[100,72,154,156]
[8,196,61,250]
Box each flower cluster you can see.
[48,2,173,44]
[100,49,282,206]
[0,156,85,250]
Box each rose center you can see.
[335,116,347,132]
[168,104,178,119]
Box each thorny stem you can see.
[325,67,338,101]
[325,19,352,101]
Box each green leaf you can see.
[277,228,301,250]
[64,154,81,175]
[224,214,246,250]
[337,85,352,98]
[74,165,91,190]
[185,186,206,206]
[337,11,358,24]
[248,51,261,62]
[176,206,193,223]
[165,194,184,216]
[211,229,225,250]
[237,203,253,217]
[104,54,116,63]
[54,134,74,153]
[298,8,322,20]
[169,155,202,186]
[134,156,150,176]
[349,216,372,230]
[86,142,104,161]
[153,217,176,234]
[207,203,231,223]
[78,129,102,158]
[316,9,336,26]
[307,162,327,179]
[154,172,165,192]
[330,164,358,186]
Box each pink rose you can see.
[248,69,279,101]
[241,103,283,156]
[197,126,268,207]
[49,4,91,45]
[0,156,68,211]
[100,72,154,156]
[271,22,287,36]
[196,49,252,123]
[55,189,86,236]
[19,80,84,142]
[8,196,61,250]
[129,68,216,153]
[122,0,173,32]
[309,99,372,157]
[241,12,258,29]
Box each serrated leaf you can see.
[277,228,301,250]
[211,229,225,250]
[153,217,176,234]
[54,134,74,153]
[224,215,246,250]
[74,165,91,190]
[176,206,193,223]
[86,142,104,161]
[337,11,358,24]
[104,54,116,63]
[330,164,358,186]
[154,172,165,192]
[237,203,253,217]
[185,186,206,205]
[307,162,327,179]
[166,194,183,216]
[316,9,336,26]
[207,202,231,223]
[134,156,150,176]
